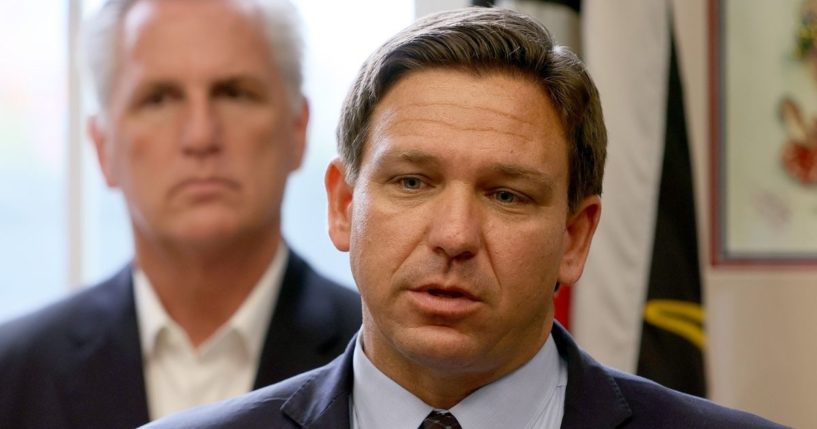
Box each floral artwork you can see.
[778,1,817,186]
[711,0,817,265]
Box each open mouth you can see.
[409,286,482,317]
[413,284,478,302]
[427,289,467,299]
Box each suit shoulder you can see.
[609,369,788,428]
[0,268,130,365]
[291,253,361,325]
[143,369,322,429]
[0,268,134,426]
[307,269,358,300]
[297,256,358,302]
[310,274,361,321]
[0,286,101,354]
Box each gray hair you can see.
[337,7,607,212]
[84,0,304,111]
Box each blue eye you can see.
[491,189,534,205]
[494,190,518,203]
[400,177,423,190]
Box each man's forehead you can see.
[121,0,259,47]
[114,0,273,75]
[121,0,173,39]
[366,70,565,148]
[371,69,560,134]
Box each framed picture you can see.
[710,0,817,266]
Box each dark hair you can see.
[336,7,606,211]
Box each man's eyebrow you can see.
[397,150,440,166]
[209,75,271,92]
[375,151,553,184]
[371,150,441,169]
[134,80,177,93]
[490,163,550,183]
[214,75,261,86]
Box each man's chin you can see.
[149,216,258,251]
[397,325,490,372]
[176,230,239,248]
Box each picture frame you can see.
[710,0,817,266]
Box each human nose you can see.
[427,188,482,261]
[181,96,221,157]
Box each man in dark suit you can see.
[0,0,360,428]
[146,7,785,429]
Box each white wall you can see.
[674,1,817,427]
[415,0,469,18]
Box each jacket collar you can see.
[276,323,633,429]
[281,337,357,427]
[253,251,349,388]
[63,263,151,428]
[552,322,633,428]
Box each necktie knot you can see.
[419,410,462,429]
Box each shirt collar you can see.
[134,268,169,358]
[351,334,432,429]
[451,335,567,428]
[227,242,288,358]
[351,332,566,429]
[134,242,289,359]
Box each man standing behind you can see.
[0,0,360,427]
[145,7,784,429]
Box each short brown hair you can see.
[336,7,606,211]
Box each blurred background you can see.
[1,0,815,427]
[0,0,413,319]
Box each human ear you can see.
[558,195,602,285]
[88,115,118,188]
[288,98,310,171]
[325,159,354,252]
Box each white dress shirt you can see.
[351,331,568,429]
[134,243,288,420]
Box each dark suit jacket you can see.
[144,323,787,429]
[0,251,361,429]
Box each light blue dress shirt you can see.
[351,332,567,429]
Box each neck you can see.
[361,313,551,409]
[134,229,282,347]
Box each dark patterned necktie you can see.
[419,411,462,429]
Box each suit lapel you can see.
[61,265,150,428]
[269,323,630,428]
[553,323,632,429]
[254,251,344,388]
[281,339,356,428]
